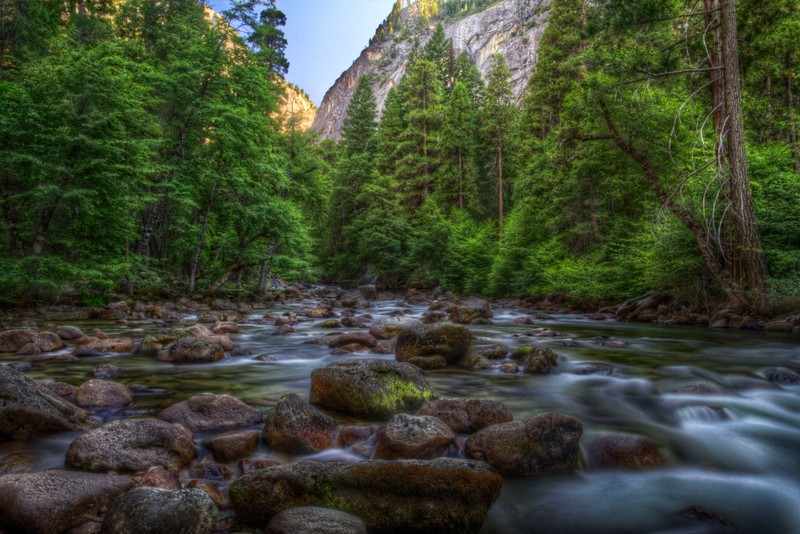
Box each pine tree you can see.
[481,54,515,240]
[453,51,483,105]
[440,81,478,210]
[424,23,451,89]
[341,76,378,156]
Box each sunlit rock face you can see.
[312,0,551,140]
[276,80,317,132]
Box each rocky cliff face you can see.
[312,0,551,140]
[276,80,317,132]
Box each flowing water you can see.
[2,294,800,533]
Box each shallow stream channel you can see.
[2,291,800,533]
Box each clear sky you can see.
[207,0,396,105]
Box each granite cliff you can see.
[312,0,551,140]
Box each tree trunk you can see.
[188,201,213,293]
[703,0,725,135]
[719,0,770,314]
[257,260,268,294]
[497,140,504,241]
[457,146,464,209]
[588,175,602,241]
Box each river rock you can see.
[0,366,95,440]
[416,399,513,434]
[77,336,136,353]
[66,418,196,473]
[368,316,421,339]
[762,366,800,385]
[263,393,339,454]
[139,466,182,490]
[0,470,133,533]
[159,393,263,431]
[340,425,378,445]
[374,414,454,460]
[319,319,342,328]
[212,321,239,334]
[273,324,295,336]
[0,329,37,353]
[204,430,260,463]
[75,379,133,409]
[472,345,509,360]
[57,325,85,341]
[92,363,122,379]
[448,300,493,324]
[101,487,217,534]
[0,452,37,475]
[327,332,377,349]
[16,332,64,355]
[309,359,438,419]
[586,436,665,469]
[188,479,228,509]
[187,324,235,351]
[520,346,558,374]
[395,324,472,366]
[157,337,225,363]
[240,458,282,474]
[189,459,232,481]
[465,414,583,475]
[229,458,503,533]
[266,507,368,534]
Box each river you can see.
[2,293,799,533]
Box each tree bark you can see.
[457,145,463,209]
[187,183,216,293]
[718,0,770,314]
[497,140,504,241]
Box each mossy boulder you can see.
[465,414,583,475]
[520,346,558,374]
[263,393,339,454]
[229,458,503,533]
[157,337,225,364]
[395,324,472,366]
[448,300,493,324]
[309,359,438,420]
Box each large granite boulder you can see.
[0,365,96,441]
[159,393,263,432]
[465,414,583,475]
[0,470,133,533]
[15,332,64,355]
[266,507,368,534]
[416,399,513,434]
[230,458,503,533]
[66,418,196,473]
[102,487,217,534]
[263,393,339,454]
[368,317,421,340]
[373,414,454,460]
[395,324,472,367]
[309,359,438,419]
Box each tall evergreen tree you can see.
[440,81,478,210]
[481,54,515,239]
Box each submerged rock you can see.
[586,436,665,469]
[520,346,558,374]
[230,458,503,533]
[374,414,455,460]
[102,487,217,534]
[0,365,96,441]
[66,418,196,473]
[266,507,368,534]
[0,470,133,533]
[465,414,583,475]
[416,399,513,434]
[309,359,438,419]
[159,393,263,432]
[263,393,339,454]
[395,324,473,366]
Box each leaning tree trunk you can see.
[719,0,770,315]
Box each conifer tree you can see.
[440,81,478,210]
[481,54,515,239]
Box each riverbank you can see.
[2,286,800,532]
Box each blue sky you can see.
[207,0,396,105]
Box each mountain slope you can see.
[312,0,551,140]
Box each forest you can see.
[1,0,798,317]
